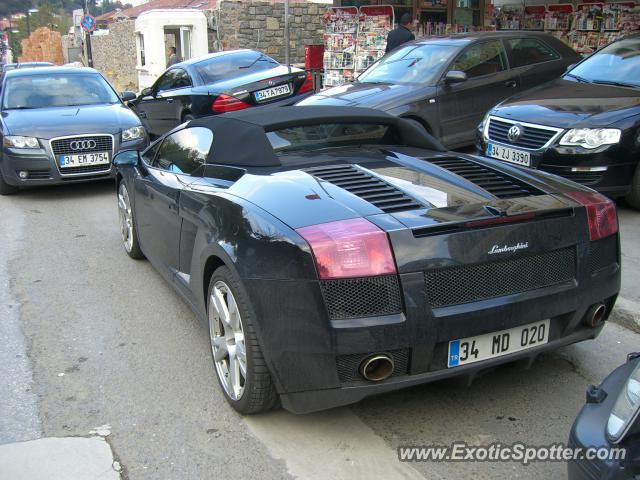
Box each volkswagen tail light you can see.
[296,218,397,280]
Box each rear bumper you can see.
[244,238,621,413]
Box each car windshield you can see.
[2,73,120,109]
[567,37,640,88]
[357,43,459,86]
[193,51,279,84]
[266,123,398,152]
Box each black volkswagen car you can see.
[128,49,314,138]
[0,66,147,195]
[478,34,640,209]
[113,106,620,414]
[298,32,580,149]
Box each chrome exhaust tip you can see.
[359,354,395,382]
[585,303,607,328]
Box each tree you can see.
[7,3,72,57]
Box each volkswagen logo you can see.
[507,125,522,143]
[70,139,96,150]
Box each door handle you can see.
[166,98,174,103]
[505,80,517,88]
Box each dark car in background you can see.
[477,34,640,208]
[0,66,147,195]
[298,32,581,149]
[128,49,314,138]
[568,353,640,479]
[113,106,619,414]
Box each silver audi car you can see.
[0,66,147,195]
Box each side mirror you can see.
[113,150,140,167]
[140,87,154,98]
[444,70,467,84]
[120,91,137,102]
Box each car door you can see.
[436,39,516,148]
[135,69,193,136]
[133,127,207,275]
[505,37,565,92]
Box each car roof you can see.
[174,49,263,68]
[187,105,444,167]
[3,66,99,78]
[412,30,560,46]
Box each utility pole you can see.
[284,0,290,72]
[83,0,93,67]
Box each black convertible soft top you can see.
[188,106,446,167]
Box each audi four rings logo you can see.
[507,124,522,143]
[70,140,97,150]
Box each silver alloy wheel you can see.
[117,183,134,253]
[209,281,247,400]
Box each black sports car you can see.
[113,106,620,414]
[477,34,640,209]
[568,352,640,479]
[128,49,314,138]
[298,32,580,149]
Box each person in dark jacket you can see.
[166,47,180,68]
[385,13,415,54]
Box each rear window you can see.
[508,38,560,67]
[194,51,279,84]
[266,123,399,152]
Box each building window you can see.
[138,33,146,66]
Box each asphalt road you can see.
[1,181,639,480]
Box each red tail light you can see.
[565,191,618,241]
[297,73,314,94]
[296,218,397,280]
[212,94,251,113]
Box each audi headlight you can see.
[3,135,40,149]
[606,360,640,443]
[122,126,145,141]
[559,128,621,149]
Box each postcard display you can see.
[323,6,394,87]
[491,1,639,54]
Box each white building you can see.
[134,9,208,88]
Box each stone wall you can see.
[218,0,325,64]
[90,20,138,92]
[19,27,64,64]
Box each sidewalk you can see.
[0,436,121,480]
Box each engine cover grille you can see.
[336,349,410,383]
[424,247,576,308]
[320,275,403,320]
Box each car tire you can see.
[625,164,640,210]
[0,171,18,195]
[117,181,145,259]
[207,266,279,414]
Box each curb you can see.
[609,298,640,334]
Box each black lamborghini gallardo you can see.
[113,106,620,414]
